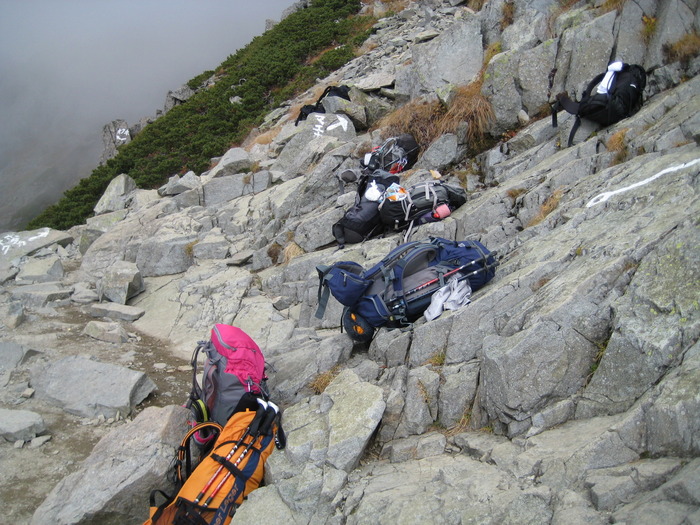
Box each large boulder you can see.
[395,17,483,99]
[30,355,157,419]
[0,408,46,442]
[31,405,188,525]
[0,228,72,274]
[97,260,144,304]
[93,173,138,215]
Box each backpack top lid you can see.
[595,61,625,95]
[210,324,265,382]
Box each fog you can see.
[0,0,297,233]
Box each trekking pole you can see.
[201,402,280,508]
[403,259,483,297]
[192,399,268,505]
[403,260,498,298]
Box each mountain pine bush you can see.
[29,0,368,230]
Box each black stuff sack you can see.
[332,169,400,247]
[295,85,351,126]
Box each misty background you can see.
[0,0,297,233]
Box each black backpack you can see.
[553,62,647,146]
[295,85,351,126]
[315,237,497,342]
[378,180,468,240]
[332,170,399,248]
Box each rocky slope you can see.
[1,1,699,524]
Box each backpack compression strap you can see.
[315,265,334,319]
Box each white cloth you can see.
[364,181,383,202]
[424,277,472,322]
[596,61,624,95]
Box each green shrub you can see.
[29,0,368,230]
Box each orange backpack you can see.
[145,400,285,525]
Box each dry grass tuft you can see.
[640,15,657,45]
[600,0,627,13]
[606,128,629,166]
[527,188,564,227]
[426,350,446,367]
[376,32,500,155]
[418,380,430,404]
[282,242,305,264]
[252,127,282,146]
[376,99,446,149]
[308,366,341,394]
[606,129,627,152]
[483,42,503,68]
[184,240,198,258]
[446,410,472,437]
[664,32,700,68]
[501,2,515,29]
[438,83,496,148]
[506,188,527,200]
[467,0,486,10]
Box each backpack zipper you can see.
[212,325,257,353]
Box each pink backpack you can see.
[186,325,268,445]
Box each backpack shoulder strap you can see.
[176,421,224,484]
[187,343,208,407]
[567,116,582,147]
[583,72,607,99]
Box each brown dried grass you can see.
[606,128,629,166]
[664,32,700,67]
[501,2,515,30]
[526,188,564,227]
[282,242,305,264]
[376,98,446,149]
[251,127,282,146]
[600,0,627,13]
[437,82,495,146]
[308,366,341,394]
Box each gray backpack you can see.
[186,324,268,445]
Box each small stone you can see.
[14,440,24,449]
[29,435,52,448]
[21,388,35,399]
[153,363,167,370]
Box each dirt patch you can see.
[0,302,195,524]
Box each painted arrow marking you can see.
[326,115,349,132]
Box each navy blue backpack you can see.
[315,237,497,342]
